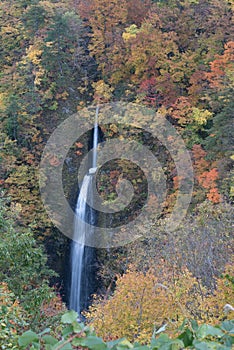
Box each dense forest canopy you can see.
[0,0,233,348]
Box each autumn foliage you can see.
[1,0,233,233]
[192,144,221,203]
[0,0,233,345]
[206,41,234,90]
[85,263,234,343]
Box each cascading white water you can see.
[69,174,93,313]
[92,106,99,168]
[69,107,99,315]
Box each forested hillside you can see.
[0,0,233,348]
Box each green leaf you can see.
[151,333,170,347]
[132,345,149,350]
[196,324,224,339]
[193,340,213,350]
[116,338,134,349]
[61,310,78,324]
[62,325,73,337]
[18,330,39,346]
[71,337,84,346]
[61,345,73,350]
[52,341,73,350]
[178,318,189,331]
[191,319,199,332]
[222,334,234,347]
[221,320,234,334]
[106,337,126,348]
[178,328,193,347]
[167,339,185,350]
[45,345,53,350]
[80,335,108,350]
[42,335,58,345]
[193,339,230,350]
[151,334,184,350]
[30,343,40,349]
[84,325,96,336]
[72,320,84,333]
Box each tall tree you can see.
[87,0,128,82]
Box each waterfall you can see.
[69,107,99,315]
[92,106,99,168]
[69,174,96,314]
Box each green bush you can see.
[0,196,63,330]
[17,310,234,349]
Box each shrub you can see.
[0,283,27,349]
[85,264,234,343]
[0,195,65,331]
[17,310,234,349]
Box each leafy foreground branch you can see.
[18,311,234,350]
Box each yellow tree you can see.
[88,0,128,82]
[86,264,234,344]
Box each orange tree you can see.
[85,263,234,344]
